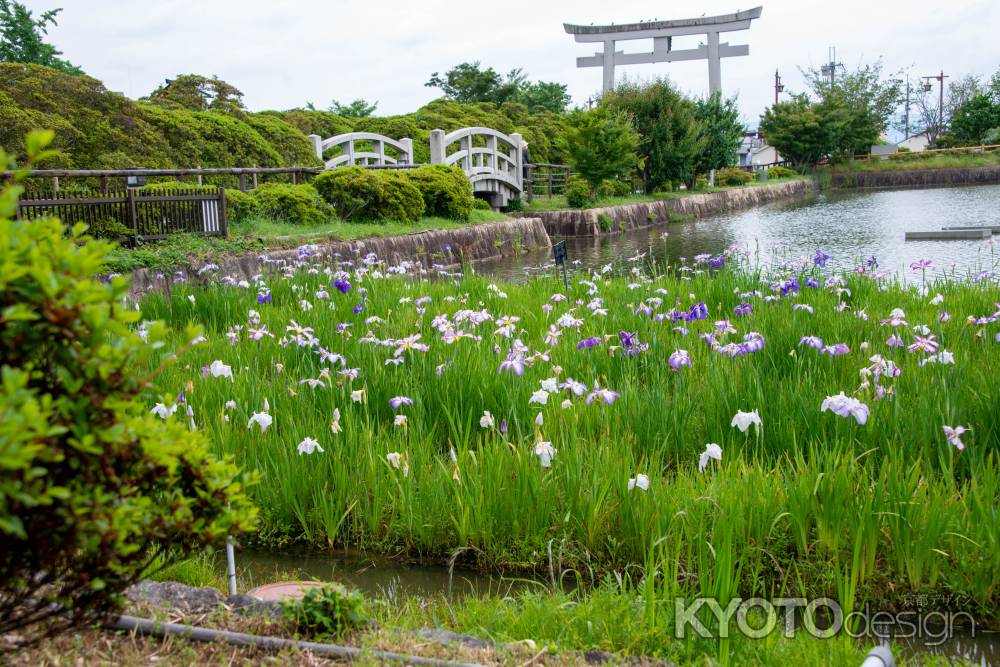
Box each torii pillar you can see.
[565,7,763,95]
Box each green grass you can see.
[831,149,1000,173]
[138,250,1000,627]
[104,209,507,274]
[524,177,805,212]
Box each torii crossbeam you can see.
[564,7,763,95]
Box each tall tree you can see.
[559,108,641,194]
[693,92,744,173]
[601,78,703,192]
[759,95,836,168]
[144,74,245,114]
[515,81,571,114]
[0,1,80,74]
[330,99,377,118]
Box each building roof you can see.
[564,7,763,36]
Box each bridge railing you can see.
[429,127,524,193]
[309,132,414,169]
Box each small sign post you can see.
[552,240,569,292]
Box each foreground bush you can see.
[406,164,473,220]
[564,175,592,208]
[282,583,367,639]
[717,166,752,186]
[0,134,257,646]
[224,188,257,223]
[250,183,332,225]
[313,167,424,223]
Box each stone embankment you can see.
[830,164,1000,189]
[536,179,815,237]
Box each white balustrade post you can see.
[510,132,524,192]
[399,138,413,165]
[308,134,323,161]
[429,129,445,165]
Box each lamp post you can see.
[774,69,784,105]
[922,70,948,134]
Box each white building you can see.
[738,132,781,167]
[897,132,932,152]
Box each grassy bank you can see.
[137,244,1000,627]
[830,150,1000,174]
[524,176,806,212]
[104,209,507,274]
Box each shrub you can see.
[0,132,257,646]
[597,179,633,197]
[86,217,132,239]
[564,175,592,208]
[695,176,709,191]
[313,167,424,223]
[250,182,332,225]
[403,165,471,220]
[138,180,214,192]
[472,197,492,210]
[225,188,257,223]
[717,167,752,186]
[766,166,798,180]
[282,583,367,639]
[504,196,523,213]
[597,212,614,232]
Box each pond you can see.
[483,185,1000,281]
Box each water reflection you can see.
[481,185,1000,281]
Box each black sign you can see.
[552,240,567,266]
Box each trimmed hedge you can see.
[564,175,591,208]
[717,167,752,186]
[250,183,332,225]
[375,171,425,223]
[406,165,473,220]
[313,167,424,223]
[225,188,257,223]
[766,165,798,179]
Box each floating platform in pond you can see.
[905,230,991,240]
[941,225,1000,234]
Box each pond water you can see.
[481,185,1000,282]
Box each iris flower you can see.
[386,452,409,476]
[821,393,869,425]
[698,443,722,472]
[248,411,273,433]
[943,425,967,450]
[669,349,692,371]
[297,437,323,455]
[628,473,650,491]
[480,411,495,429]
[734,302,753,317]
[151,403,177,419]
[731,410,762,434]
[586,385,619,405]
[813,249,830,267]
[389,396,413,410]
[534,440,556,468]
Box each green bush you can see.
[282,583,367,639]
[766,166,798,180]
[0,132,257,645]
[86,217,132,239]
[225,188,257,223]
[564,175,592,208]
[597,179,633,197]
[695,176,709,191]
[472,197,492,210]
[313,167,424,223]
[504,196,523,213]
[597,212,614,233]
[717,167,752,186]
[250,183,332,225]
[405,164,472,220]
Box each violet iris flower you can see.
[333,279,352,294]
[799,335,823,349]
[708,255,726,269]
[734,302,753,317]
[619,331,648,356]
[687,302,709,321]
[668,349,692,371]
[821,343,850,357]
[804,277,820,289]
[577,337,602,350]
[813,249,830,267]
[910,259,933,271]
[389,396,413,410]
[257,293,272,304]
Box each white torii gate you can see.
[564,6,763,95]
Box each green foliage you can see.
[560,108,640,194]
[282,583,367,639]
[564,175,592,208]
[0,132,256,645]
[313,167,424,223]
[0,1,79,74]
[717,167,752,186]
[602,79,703,193]
[85,217,131,239]
[759,95,834,168]
[597,179,633,198]
[515,81,571,114]
[144,74,245,114]
[329,99,377,118]
[693,92,744,173]
[767,165,798,179]
[949,93,1000,145]
[597,212,614,232]
[504,196,523,213]
[472,197,492,210]
[405,165,472,220]
[225,188,256,223]
[250,183,332,225]
[694,175,709,191]
[425,62,525,106]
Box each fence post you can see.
[252,167,258,189]
[292,169,298,185]
[429,129,445,165]
[548,169,554,198]
[127,188,138,245]
[197,167,203,186]
[52,176,59,195]
[524,164,534,203]
[100,175,109,194]
[308,134,323,161]
[218,187,228,238]
[239,173,247,192]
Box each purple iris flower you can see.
[866,256,878,269]
[804,277,820,289]
[799,335,823,349]
[389,396,413,410]
[498,354,525,376]
[813,249,830,267]
[619,331,648,356]
[708,255,726,269]
[821,343,850,356]
[741,332,766,353]
[500,418,508,434]
[779,278,800,295]
[257,293,272,304]
[586,387,620,405]
[577,337,602,350]
[734,302,753,317]
[688,302,709,321]
[177,391,185,404]
[333,279,352,294]
[668,349,692,371]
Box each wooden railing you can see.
[523,163,571,200]
[853,143,1000,162]
[15,187,227,244]
[1,166,315,194]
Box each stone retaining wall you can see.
[536,179,815,237]
[830,165,1000,189]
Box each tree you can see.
[144,74,245,114]
[950,93,1000,145]
[330,99,377,118]
[693,92,744,173]
[515,81,571,114]
[559,108,640,194]
[759,95,835,168]
[0,1,80,74]
[601,79,703,192]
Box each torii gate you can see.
[564,7,763,95]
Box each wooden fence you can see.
[15,187,227,243]
[2,166,313,195]
[524,163,571,200]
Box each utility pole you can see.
[820,46,842,88]
[774,69,784,106]
[922,70,949,134]
[904,78,910,139]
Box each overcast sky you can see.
[25,0,1000,130]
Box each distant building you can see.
[738,131,781,166]
[897,132,931,152]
